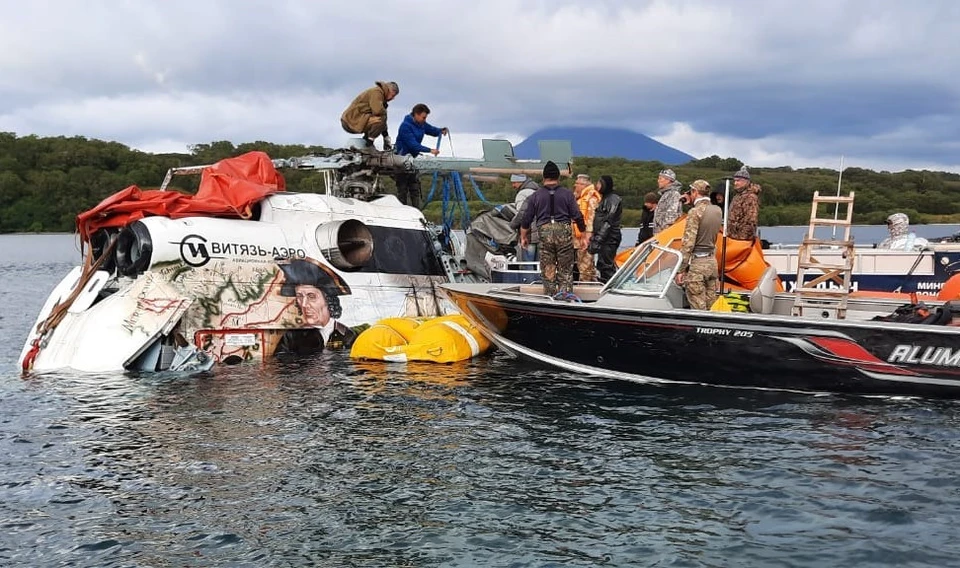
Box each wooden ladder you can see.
[792,191,856,319]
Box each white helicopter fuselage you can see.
[20,192,461,373]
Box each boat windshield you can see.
[605,243,682,296]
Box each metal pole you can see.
[720,177,731,293]
[832,155,844,239]
[723,178,730,237]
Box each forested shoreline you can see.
[2,132,958,233]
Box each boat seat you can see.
[665,280,688,309]
[749,266,779,314]
[517,282,604,302]
[518,283,544,296]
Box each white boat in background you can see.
[764,242,960,296]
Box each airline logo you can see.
[175,234,306,267]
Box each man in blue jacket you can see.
[393,103,449,208]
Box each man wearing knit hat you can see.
[340,80,400,150]
[727,165,761,240]
[519,160,586,297]
[653,169,684,234]
[508,173,543,260]
[676,180,722,310]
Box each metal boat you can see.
[442,241,960,399]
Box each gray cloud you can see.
[1,0,958,171]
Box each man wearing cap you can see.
[573,173,601,281]
[508,173,542,261]
[393,103,449,208]
[675,180,723,310]
[653,169,684,234]
[274,258,358,356]
[340,80,399,150]
[727,165,762,241]
[520,161,586,297]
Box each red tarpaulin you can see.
[77,151,286,241]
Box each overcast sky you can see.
[1,0,958,172]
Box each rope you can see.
[417,145,494,245]
[429,279,443,317]
[893,251,928,293]
[451,172,471,227]
[441,173,454,239]
[423,172,470,237]
[552,291,582,303]
[465,174,492,205]
[407,133,445,209]
[22,236,117,373]
[424,171,441,206]
[410,280,423,317]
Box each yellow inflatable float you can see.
[350,313,492,363]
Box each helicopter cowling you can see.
[315,219,375,271]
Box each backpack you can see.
[872,302,954,325]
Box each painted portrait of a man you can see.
[274,257,358,356]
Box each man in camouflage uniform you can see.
[340,80,399,149]
[520,161,586,297]
[727,165,761,240]
[676,180,723,310]
[573,174,601,281]
[878,212,928,251]
[653,169,684,234]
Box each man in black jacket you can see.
[589,175,623,283]
[636,192,658,245]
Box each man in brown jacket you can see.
[340,81,399,149]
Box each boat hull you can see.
[442,284,960,399]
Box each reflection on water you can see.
[4,354,960,566]
[3,235,960,566]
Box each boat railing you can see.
[488,288,556,301]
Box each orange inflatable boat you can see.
[616,216,784,293]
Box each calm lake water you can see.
[3,233,960,567]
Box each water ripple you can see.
[3,248,960,565]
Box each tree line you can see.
[1,132,958,233]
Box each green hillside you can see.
[1,132,958,233]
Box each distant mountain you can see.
[514,127,695,165]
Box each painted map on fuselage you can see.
[152,257,298,335]
[147,256,452,364]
